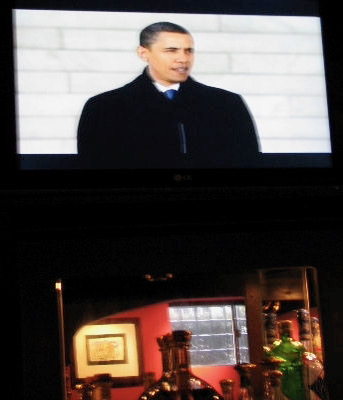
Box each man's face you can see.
[138,32,194,86]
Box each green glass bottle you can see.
[266,320,306,400]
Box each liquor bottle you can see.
[297,309,312,352]
[266,320,306,400]
[138,330,223,400]
[139,333,175,399]
[234,363,256,400]
[261,357,286,400]
[263,370,285,400]
[265,312,278,346]
[220,379,235,400]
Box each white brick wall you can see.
[13,10,331,154]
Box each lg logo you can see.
[173,174,192,182]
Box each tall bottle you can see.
[266,320,306,400]
[139,333,175,399]
[235,363,256,400]
[138,330,223,400]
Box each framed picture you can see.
[73,318,143,387]
[86,333,127,365]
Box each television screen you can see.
[11,2,333,172]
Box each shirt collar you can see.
[153,81,180,93]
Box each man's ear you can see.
[137,46,149,62]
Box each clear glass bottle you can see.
[138,330,223,400]
[266,320,306,400]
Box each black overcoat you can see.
[77,70,260,169]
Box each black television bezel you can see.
[2,0,343,194]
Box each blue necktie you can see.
[164,89,177,100]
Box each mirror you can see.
[56,267,327,400]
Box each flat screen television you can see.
[2,0,342,192]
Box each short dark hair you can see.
[139,22,191,48]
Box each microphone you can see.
[177,123,187,154]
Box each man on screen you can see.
[77,22,261,168]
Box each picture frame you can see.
[73,318,143,387]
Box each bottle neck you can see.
[278,320,293,341]
[170,344,192,392]
[280,333,292,342]
[172,345,190,371]
[160,346,171,374]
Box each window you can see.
[169,303,249,366]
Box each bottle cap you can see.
[171,330,192,345]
